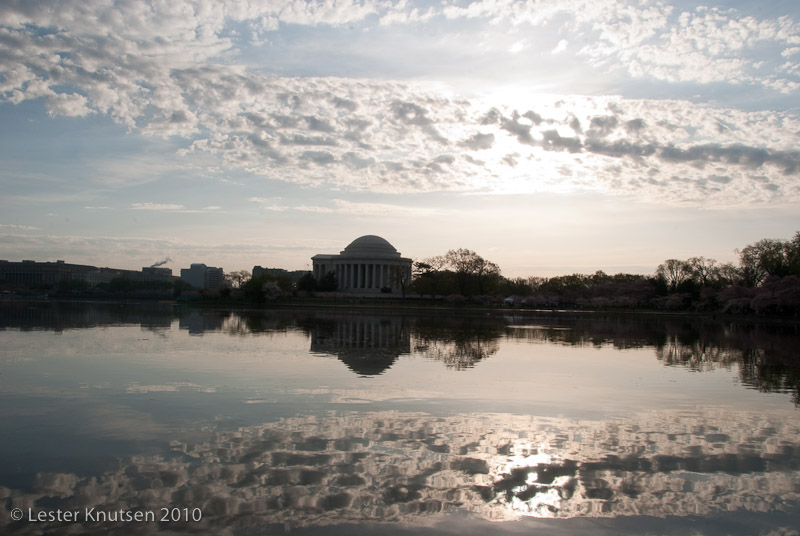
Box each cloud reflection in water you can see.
[3,408,799,534]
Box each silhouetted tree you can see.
[527,276,547,292]
[297,273,317,292]
[656,259,692,292]
[737,237,796,286]
[411,257,454,297]
[173,279,191,297]
[275,275,294,294]
[243,273,278,302]
[390,265,411,297]
[499,277,532,296]
[788,231,800,276]
[318,271,338,292]
[715,262,742,287]
[755,239,792,277]
[443,248,500,295]
[687,257,717,287]
[737,244,766,287]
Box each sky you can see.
[1,0,799,278]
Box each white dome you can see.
[340,235,401,259]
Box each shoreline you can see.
[5,295,799,324]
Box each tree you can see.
[275,275,294,294]
[687,257,717,287]
[173,279,191,297]
[443,248,501,295]
[788,231,800,277]
[318,271,338,292]
[591,270,611,285]
[296,273,317,292]
[715,262,742,287]
[391,265,411,297]
[540,274,590,295]
[226,270,251,289]
[242,273,277,302]
[411,257,452,297]
[753,239,791,278]
[656,259,692,292]
[499,277,532,296]
[737,245,767,287]
[527,276,548,292]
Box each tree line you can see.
[410,231,800,315]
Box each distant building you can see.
[180,263,224,290]
[142,266,173,279]
[83,266,175,286]
[0,259,96,286]
[81,269,119,286]
[311,235,412,295]
[252,266,307,282]
[0,260,177,288]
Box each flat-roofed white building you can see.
[312,235,412,295]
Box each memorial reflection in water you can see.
[308,314,411,375]
[1,302,799,535]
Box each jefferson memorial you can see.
[312,235,412,295]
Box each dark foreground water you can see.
[1,301,799,535]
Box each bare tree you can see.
[715,262,742,287]
[391,265,411,297]
[656,259,692,292]
[687,257,717,287]
[443,248,501,295]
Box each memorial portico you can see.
[311,235,412,295]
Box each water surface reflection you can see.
[2,302,797,401]
[3,409,799,534]
[307,314,410,376]
[1,302,799,535]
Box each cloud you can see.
[391,100,432,126]
[508,39,530,54]
[0,223,38,230]
[280,133,338,146]
[1,1,798,207]
[130,202,224,213]
[541,129,582,153]
[588,116,619,138]
[498,112,536,145]
[658,144,798,174]
[257,198,443,218]
[250,197,290,211]
[460,132,495,150]
[130,203,186,211]
[300,150,336,166]
[379,3,435,26]
[444,0,799,91]
[585,139,657,159]
[551,39,568,54]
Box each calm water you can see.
[1,301,799,535]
